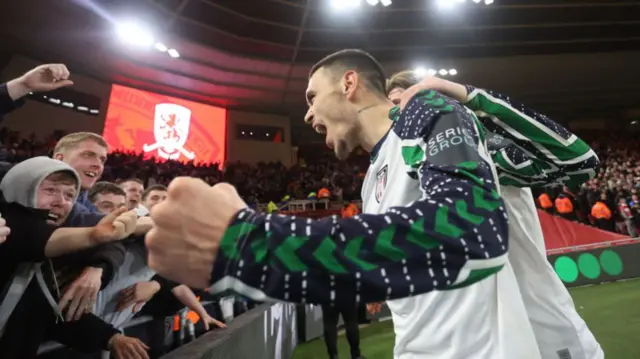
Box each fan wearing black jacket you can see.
[0,156,149,359]
[0,67,131,321]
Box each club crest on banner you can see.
[143,103,196,160]
[375,165,388,203]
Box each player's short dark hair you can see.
[386,70,421,95]
[88,181,126,203]
[309,49,387,95]
[142,184,168,201]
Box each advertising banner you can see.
[548,242,640,287]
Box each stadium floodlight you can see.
[414,67,427,77]
[427,69,437,76]
[167,49,180,58]
[484,0,494,3]
[472,0,482,3]
[366,0,391,7]
[435,0,457,9]
[439,69,448,76]
[330,0,362,10]
[115,21,154,48]
[154,42,168,52]
[449,69,457,75]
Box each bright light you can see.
[439,69,448,76]
[437,0,489,7]
[78,106,88,111]
[167,49,180,58]
[436,0,457,9]
[449,69,457,75]
[90,109,99,114]
[380,0,392,6]
[414,67,427,77]
[154,42,168,52]
[330,0,361,10]
[366,0,378,5]
[427,69,437,76]
[115,22,154,47]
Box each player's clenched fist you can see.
[90,207,138,244]
[145,178,247,288]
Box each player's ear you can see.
[343,71,358,101]
[53,152,63,161]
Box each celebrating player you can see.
[146,49,510,306]
[383,71,603,359]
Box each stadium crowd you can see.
[0,128,368,203]
[3,121,639,237]
[533,132,640,237]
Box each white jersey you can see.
[502,186,604,359]
[361,96,539,359]
[462,86,603,359]
[363,146,540,359]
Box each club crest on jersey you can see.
[375,165,388,203]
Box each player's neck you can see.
[356,101,394,153]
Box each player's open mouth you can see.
[84,171,97,178]
[313,123,326,135]
[47,212,60,221]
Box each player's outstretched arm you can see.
[207,90,509,306]
[463,85,600,188]
[484,135,576,188]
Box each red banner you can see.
[537,210,630,250]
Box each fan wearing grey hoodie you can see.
[0,156,146,359]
